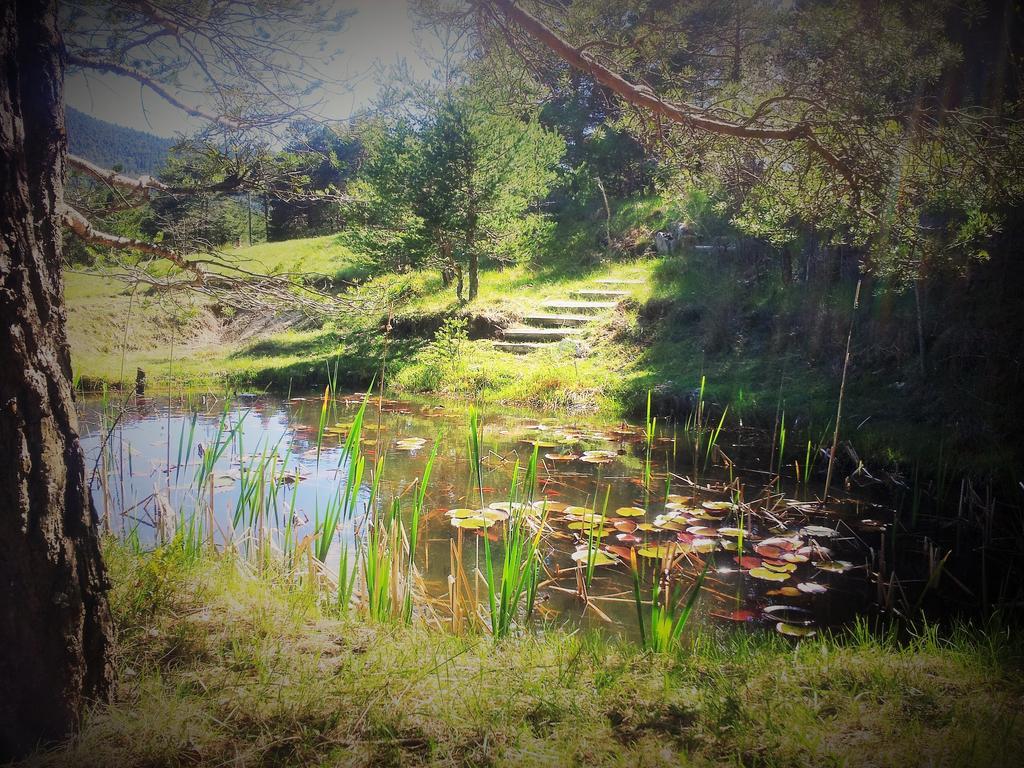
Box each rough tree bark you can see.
[0,0,114,760]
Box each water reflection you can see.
[79,391,887,639]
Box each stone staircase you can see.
[493,276,644,354]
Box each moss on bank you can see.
[19,543,1024,768]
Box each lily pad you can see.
[797,582,828,594]
[717,527,751,538]
[800,525,839,538]
[534,500,567,513]
[544,453,579,462]
[563,505,595,517]
[776,622,817,637]
[637,544,678,560]
[450,516,493,529]
[749,567,791,582]
[686,525,719,537]
[615,506,647,517]
[702,500,735,511]
[666,494,692,504]
[445,508,477,519]
[763,604,815,623]
[766,587,802,597]
[571,548,618,566]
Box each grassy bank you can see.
[20,542,1024,768]
[66,194,1010,476]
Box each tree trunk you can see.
[0,1,113,760]
[468,248,479,301]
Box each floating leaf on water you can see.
[637,544,677,559]
[653,517,687,532]
[571,548,618,566]
[776,622,817,638]
[445,508,477,519]
[781,552,809,563]
[702,500,735,512]
[563,505,594,517]
[636,523,658,532]
[763,561,797,573]
[735,556,762,569]
[720,540,738,551]
[717,527,751,538]
[490,501,532,514]
[450,516,492,529]
[544,453,579,462]
[616,533,642,544]
[760,536,802,551]
[480,508,509,522]
[615,506,646,518]
[686,525,719,537]
[766,587,802,597]
[395,438,427,451]
[567,521,609,534]
[581,450,618,462]
[754,544,785,559]
[534,500,567,513]
[797,582,828,594]
[749,567,791,582]
[798,544,831,558]
[800,525,839,538]
[858,519,887,531]
[813,560,852,573]
[606,545,635,559]
[764,605,815,625]
[691,538,718,553]
[613,520,638,533]
[666,494,692,504]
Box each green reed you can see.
[483,445,545,641]
[631,553,709,653]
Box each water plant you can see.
[483,446,545,641]
[631,550,710,652]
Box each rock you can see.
[654,231,673,254]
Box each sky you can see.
[64,0,441,138]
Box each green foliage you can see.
[347,93,565,296]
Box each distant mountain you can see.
[66,107,174,176]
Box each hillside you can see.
[66,107,174,176]
[64,194,1024,480]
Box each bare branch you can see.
[67,154,167,197]
[66,51,246,130]
[61,204,206,276]
[479,0,859,193]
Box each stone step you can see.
[522,313,594,327]
[569,288,630,299]
[493,341,553,354]
[501,326,586,340]
[541,299,618,313]
[593,278,645,285]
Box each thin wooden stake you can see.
[823,279,861,503]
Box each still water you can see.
[78,391,890,639]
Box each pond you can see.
[78,391,892,640]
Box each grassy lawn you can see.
[19,542,1024,768]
